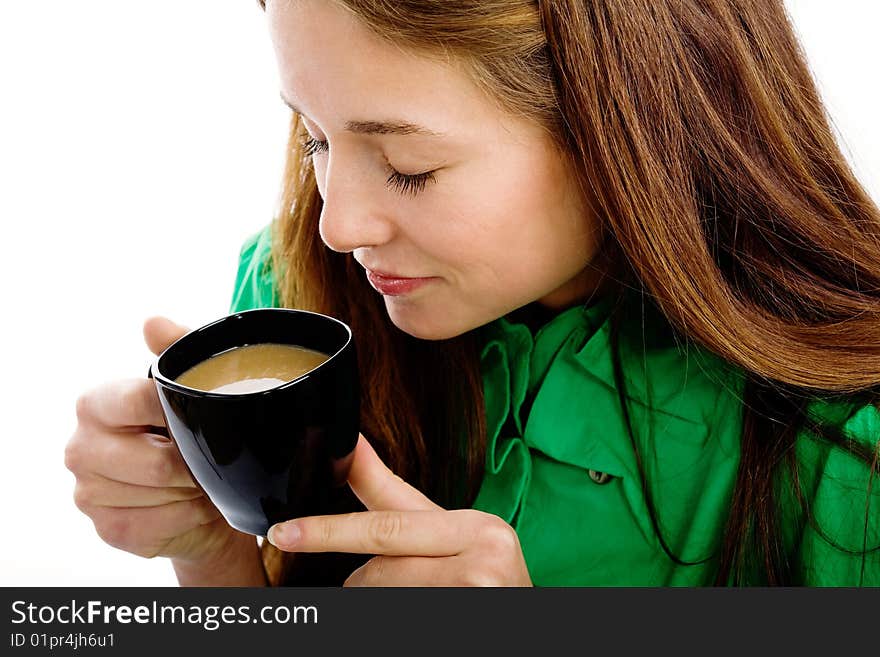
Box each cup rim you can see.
[149,307,353,398]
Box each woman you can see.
[67,0,880,586]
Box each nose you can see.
[317,151,395,254]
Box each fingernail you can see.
[268,522,301,547]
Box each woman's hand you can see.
[65,317,256,575]
[267,435,532,586]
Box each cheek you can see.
[470,177,593,289]
[399,180,541,285]
[396,196,478,263]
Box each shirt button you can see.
[588,469,613,485]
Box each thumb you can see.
[143,316,191,357]
[347,434,442,512]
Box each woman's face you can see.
[268,0,605,340]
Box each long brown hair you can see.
[256,0,880,585]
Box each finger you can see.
[67,428,199,489]
[76,378,165,429]
[90,496,222,554]
[267,509,475,556]
[143,316,190,357]
[344,555,463,587]
[74,473,204,510]
[348,434,441,512]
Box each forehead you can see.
[266,0,514,141]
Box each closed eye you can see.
[300,135,437,197]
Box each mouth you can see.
[365,269,437,297]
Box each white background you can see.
[1,1,878,586]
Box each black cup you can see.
[147,308,359,537]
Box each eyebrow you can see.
[280,93,446,138]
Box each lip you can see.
[365,269,436,296]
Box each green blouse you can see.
[229,224,880,586]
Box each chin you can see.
[384,302,467,341]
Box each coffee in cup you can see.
[174,343,330,394]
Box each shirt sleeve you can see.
[793,402,880,586]
[228,223,280,313]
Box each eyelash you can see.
[300,135,437,196]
